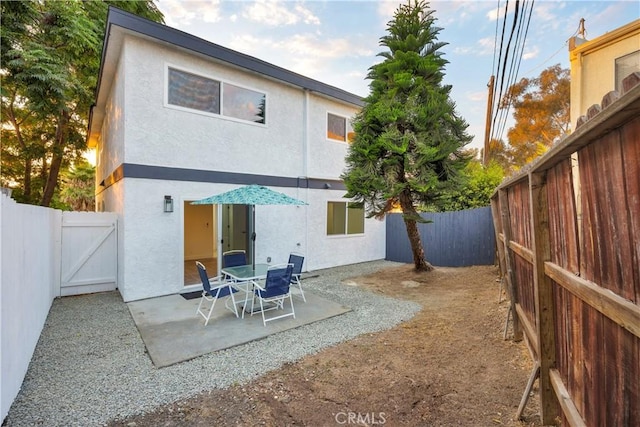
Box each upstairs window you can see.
[223,83,266,124]
[167,67,266,124]
[327,112,354,143]
[327,201,364,235]
[168,68,220,114]
[615,50,639,92]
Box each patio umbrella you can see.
[191,185,307,266]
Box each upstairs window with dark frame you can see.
[167,67,266,124]
[327,112,354,143]
[326,201,365,235]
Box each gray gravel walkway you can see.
[5,260,420,427]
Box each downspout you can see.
[302,90,310,260]
[303,90,309,180]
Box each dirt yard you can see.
[109,264,541,426]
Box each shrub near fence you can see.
[386,206,496,266]
[491,78,640,426]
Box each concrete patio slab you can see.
[128,291,350,368]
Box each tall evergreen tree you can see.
[342,0,472,271]
[1,0,163,207]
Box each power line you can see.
[488,0,511,144]
[491,0,501,76]
[490,0,521,142]
[495,0,535,142]
[521,19,582,75]
[489,0,536,144]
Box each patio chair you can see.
[288,253,306,302]
[247,263,295,326]
[195,261,239,325]
[222,250,247,268]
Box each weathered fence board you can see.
[491,82,640,425]
[385,206,495,267]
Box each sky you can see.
[153,0,640,151]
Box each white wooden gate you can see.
[60,211,118,296]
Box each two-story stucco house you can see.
[88,7,385,302]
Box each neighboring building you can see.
[569,19,640,129]
[88,7,385,302]
[567,19,639,260]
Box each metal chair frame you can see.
[195,261,239,325]
[247,263,295,326]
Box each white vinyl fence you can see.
[0,194,117,422]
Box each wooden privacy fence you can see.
[491,76,639,426]
[386,206,496,267]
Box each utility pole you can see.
[483,75,495,166]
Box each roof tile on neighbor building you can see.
[575,72,640,130]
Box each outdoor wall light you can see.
[164,195,174,213]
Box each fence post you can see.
[490,198,507,279]
[529,171,559,424]
[498,189,523,341]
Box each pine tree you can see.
[342,0,472,271]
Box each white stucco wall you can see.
[307,95,358,179]
[96,54,126,187]
[306,188,386,271]
[117,179,384,302]
[117,179,307,301]
[122,37,306,177]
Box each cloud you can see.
[532,1,563,31]
[487,4,507,22]
[522,45,540,60]
[295,3,321,25]
[468,91,487,102]
[158,0,222,26]
[377,0,401,24]
[378,1,487,27]
[227,32,373,92]
[241,0,320,27]
[579,3,632,37]
[430,1,490,26]
[454,37,494,56]
[486,2,524,21]
[230,32,373,61]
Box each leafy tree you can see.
[342,0,472,271]
[60,160,96,211]
[1,0,163,207]
[432,159,504,212]
[484,138,517,176]
[498,64,570,167]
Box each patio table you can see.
[221,263,270,316]
[221,263,269,282]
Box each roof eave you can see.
[87,7,365,147]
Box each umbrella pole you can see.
[251,205,256,269]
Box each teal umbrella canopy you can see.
[191,185,307,206]
[191,185,307,267]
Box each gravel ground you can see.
[4,260,420,427]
